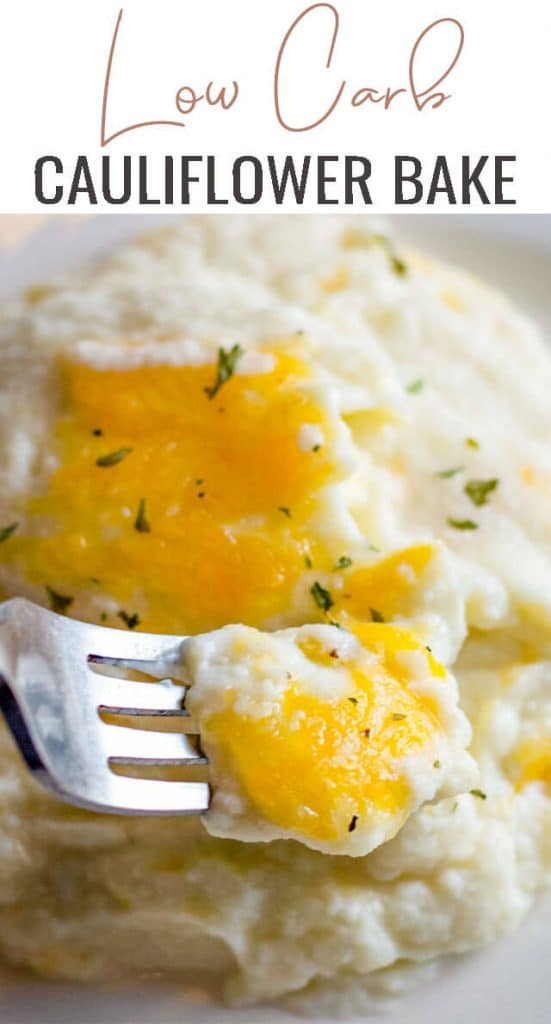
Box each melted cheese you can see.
[5,352,343,633]
[204,629,437,840]
[185,622,476,855]
[333,545,436,623]
[509,738,551,790]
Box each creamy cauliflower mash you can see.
[0,216,550,1010]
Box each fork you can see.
[0,597,210,815]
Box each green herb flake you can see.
[204,344,243,400]
[368,234,408,277]
[278,506,292,518]
[433,759,441,769]
[134,498,151,533]
[347,697,358,705]
[447,517,479,531]
[465,437,480,450]
[435,466,464,479]
[0,522,18,544]
[348,814,359,833]
[406,378,424,394]
[370,607,385,623]
[46,586,74,615]
[312,444,321,452]
[333,555,352,571]
[118,610,140,630]
[96,447,132,468]
[464,478,499,508]
[392,712,407,721]
[304,555,313,569]
[329,619,343,629]
[311,581,334,613]
[100,612,108,623]
[391,255,408,277]
[88,577,101,585]
[470,788,487,800]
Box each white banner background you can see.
[0,0,549,212]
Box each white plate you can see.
[0,214,550,1024]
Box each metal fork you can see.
[0,598,209,815]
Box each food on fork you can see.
[0,216,550,1009]
[184,621,475,855]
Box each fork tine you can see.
[0,599,210,816]
[87,629,183,669]
[102,723,205,764]
[91,674,188,715]
[104,776,210,815]
[89,656,183,680]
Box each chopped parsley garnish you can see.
[312,444,321,452]
[134,498,151,533]
[311,581,334,613]
[433,760,441,768]
[329,619,343,629]
[347,697,358,705]
[204,344,243,400]
[195,478,204,486]
[435,466,464,479]
[470,788,487,800]
[348,814,358,833]
[304,555,313,569]
[278,506,292,518]
[370,234,409,277]
[392,712,406,721]
[406,378,424,394]
[464,478,499,507]
[100,612,108,623]
[333,555,352,571]
[447,517,479,531]
[0,522,18,543]
[118,610,140,630]
[89,577,101,585]
[92,428,103,437]
[46,586,74,615]
[465,437,480,450]
[96,447,132,468]
[391,254,408,277]
[370,607,385,623]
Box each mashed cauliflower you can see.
[0,216,550,1009]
